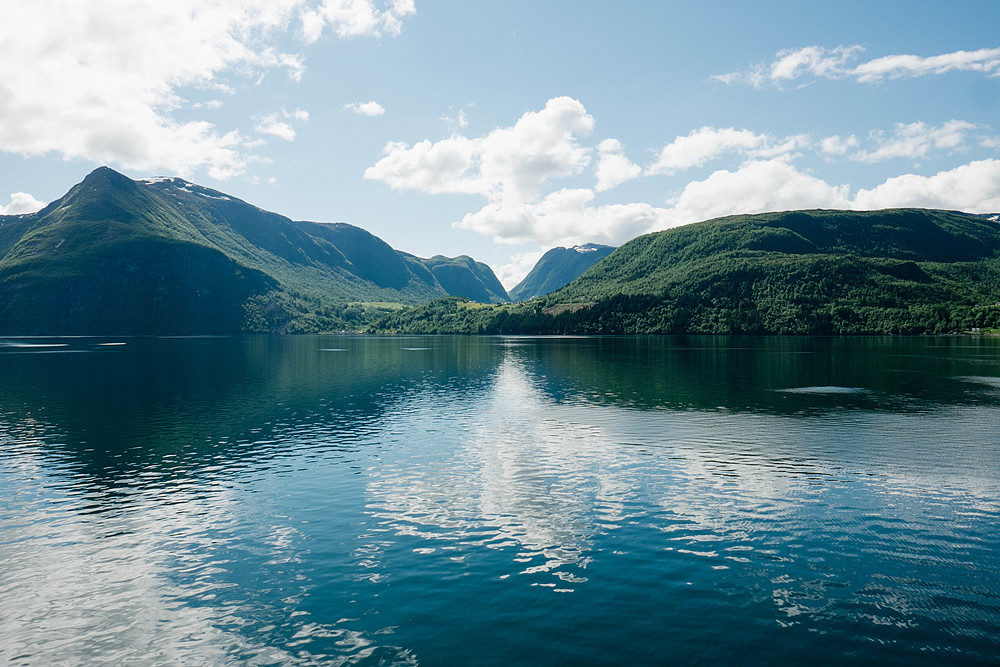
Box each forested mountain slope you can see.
[371,209,1000,335]
[509,243,615,301]
[0,168,508,334]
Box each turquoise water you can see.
[1,335,1000,665]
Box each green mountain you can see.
[370,209,1000,335]
[0,167,508,334]
[509,243,615,301]
[402,253,509,304]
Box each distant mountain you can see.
[508,243,616,301]
[0,167,508,334]
[370,209,1000,335]
[407,254,510,304]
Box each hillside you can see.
[403,253,509,304]
[0,167,508,334]
[509,243,615,301]
[371,209,1000,335]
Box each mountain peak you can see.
[0,167,512,334]
[82,165,129,182]
[509,242,616,301]
[77,166,139,195]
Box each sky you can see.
[2,0,1000,288]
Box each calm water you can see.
[2,335,1000,665]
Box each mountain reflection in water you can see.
[1,335,999,665]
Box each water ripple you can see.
[3,336,1000,664]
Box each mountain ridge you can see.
[8,169,1000,336]
[371,208,1000,336]
[509,243,616,301]
[0,167,509,334]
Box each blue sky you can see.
[3,1,1000,286]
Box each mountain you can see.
[407,254,510,304]
[369,208,1000,335]
[509,243,616,301]
[0,167,508,334]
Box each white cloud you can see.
[663,159,852,225]
[481,155,1000,282]
[713,46,861,87]
[441,108,470,131]
[366,96,595,203]
[594,139,641,191]
[768,45,863,83]
[368,98,648,247]
[1,192,46,215]
[650,127,767,174]
[0,1,410,180]
[365,135,484,194]
[853,159,1000,212]
[254,109,310,141]
[474,154,1000,253]
[648,127,811,175]
[715,45,1000,88]
[366,99,1000,259]
[454,158,856,248]
[300,0,416,41]
[344,101,386,116]
[192,100,224,110]
[649,121,981,170]
[820,134,860,156]
[255,119,297,141]
[457,188,669,247]
[497,250,544,290]
[854,47,1000,83]
[849,120,976,163]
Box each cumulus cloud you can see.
[849,120,976,163]
[365,98,674,247]
[594,139,642,191]
[465,154,1000,251]
[659,157,1000,232]
[365,99,1000,258]
[715,45,1000,88]
[480,155,1000,283]
[648,127,811,175]
[663,159,851,225]
[0,1,412,180]
[344,101,386,116]
[365,135,484,194]
[649,127,768,174]
[366,96,595,203]
[457,188,669,247]
[1,192,46,215]
[853,159,1000,212]
[455,158,856,247]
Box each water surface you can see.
[1,335,999,665]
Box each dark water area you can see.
[1,335,999,665]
